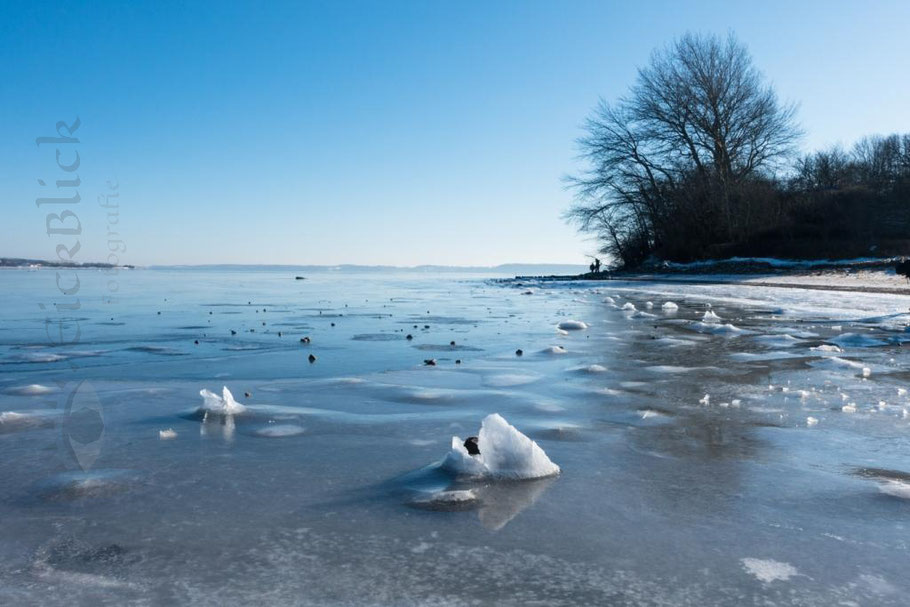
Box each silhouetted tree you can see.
[567,32,801,267]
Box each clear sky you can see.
[2,1,908,266]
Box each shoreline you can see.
[511,269,910,296]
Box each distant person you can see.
[897,259,910,281]
[589,262,596,274]
[594,258,602,274]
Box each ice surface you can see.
[4,269,910,605]
[442,413,560,480]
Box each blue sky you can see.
[2,1,909,266]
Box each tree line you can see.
[567,33,910,268]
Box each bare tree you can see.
[567,32,801,266]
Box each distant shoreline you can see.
[0,257,133,270]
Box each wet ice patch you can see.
[3,383,59,396]
[34,470,138,501]
[483,374,539,388]
[541,346,567,355]
[741,558,799,583]
[829,333,888,348]
[574,364,607,374]
[0,409,61,433]
[253,424,305,438]
[809,357,866,372]
[442,413,560,480]
[646,365,703,374]
[411,489,480,511]
[753,334,801,349]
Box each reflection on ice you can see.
[34,470,138,502]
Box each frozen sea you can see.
[1,268,909,606]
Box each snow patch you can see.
[741,558,800,583]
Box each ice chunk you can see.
[541,346,567,355]
[661,301,679,311]
[442,414,560,480]
[557,320,588,331]
[810,344,842,353]
[159,429,177,440]
[702,310,721,322]
[878,480,910,499]
[806,417,819,426]
[199,386,246,415]
[621,302,636,311]
[644,301,654,309]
